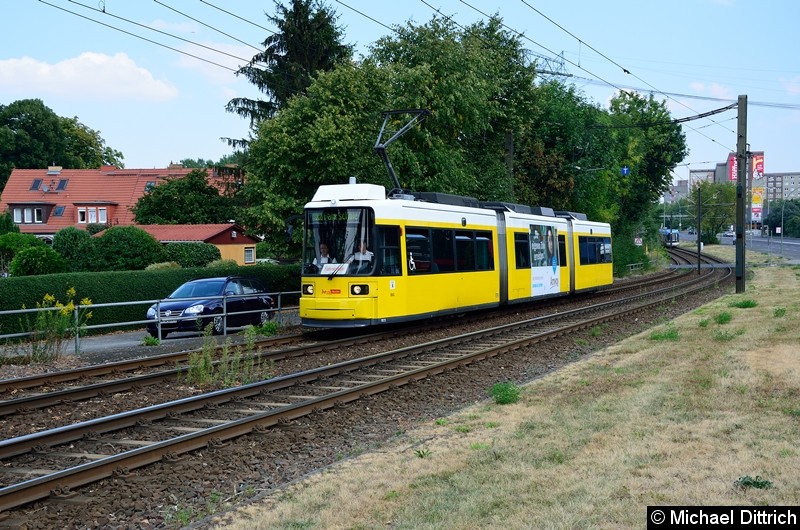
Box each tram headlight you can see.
[302,284,314,295]
[351,284,369,295]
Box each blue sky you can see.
[2,0,799,185]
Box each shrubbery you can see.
[9,246,68,276]
[163,242,221,268]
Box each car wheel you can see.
[211,313,225,335]
[259,310,272,325]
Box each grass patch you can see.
[729,299,758,309]
[713,311,733,325]
[489,382,521,404]
[649,326,679,341]
[773,307,786,317]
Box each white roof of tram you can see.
[311,183,387,203]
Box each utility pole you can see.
[735,95,747,293]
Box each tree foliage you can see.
[131,169,235,224]
[52,227,93,271]
[79,226,165,271]
[163,243,221,268]
[0,232,45,272]
[238,14,687,266]
[0,99,124,189]
[9,246,68,276]
[0,211,20,235]
[226,0,353,146]
[762,198,800,238]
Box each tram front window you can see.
[303,207,374,276]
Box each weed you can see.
[574,338,588,347]
[590,324,607,337]
[714,311,733,325]
[485,421,500,428]
[140,335,160,346]
[713,328,744,342]
[471,442,491,450]
[454,425,471,433]
[489,381,521,404]
[13,287,93,363]
[649,326,679,341]
[729,299,758,309]
[734,475,773,490]
[773,307,786,317]
[698,319,709,328]
[384,490,400,501]
[434,418,449,426]
[415,447,432,458]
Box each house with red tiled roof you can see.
[0,165,242,242]
[135,223,258,266]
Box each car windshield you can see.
[169,280,225,299]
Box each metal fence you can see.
[0,290,301,354]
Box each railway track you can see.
[0,252,731,514]
[0,256,702,424]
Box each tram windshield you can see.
[303,208,375,276]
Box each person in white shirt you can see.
[349,240,374,273]
[352,240,373,262]
[312,242,337,267]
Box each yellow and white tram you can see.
[299,181,613,328]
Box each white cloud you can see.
[0,52,178,101]
[689,81,733,99]
[780,76,800,95]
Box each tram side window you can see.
[455,233,475,271]
[514,232,531,269]
[475,231,493,270]
[432,229,454,272]
[558,234,567,267]
[378,225,401,275]
[406,229,434,274]
[578,236,612,265]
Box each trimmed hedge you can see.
[0,263,300,336]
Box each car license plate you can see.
[162,319,177,324]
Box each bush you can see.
[163,242,221,268]
[0,232,45,270]
[9,246,68,276]
[145,261,181,270]
[206,259,239,268]
[82,226,165,271]
[52,227,92,271]
[489,381,521,404]
[0,264,301,336]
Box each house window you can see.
[88,208,97,224]
[53,206,65,216]
[30,179,42,191]
[13,208,22,223]
[78,208,87,223]
[144,181,156,192]
[244,247,255,264]
[34,208,43,223]
[24,208,32,223]
[98,208,107,223]
[56,179,69,191]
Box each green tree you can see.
[80,226,165,271]
[52,226,93,271]
[9,246,68,276]
[0,99,124,189]
[689,181,736,244]
[131,169,235,224]
[226,0,353,146]
[0,232,45,272]
[242,16,539,251]
[762,198,800,238]
[0,211,20,235]
[59,116,124,168]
